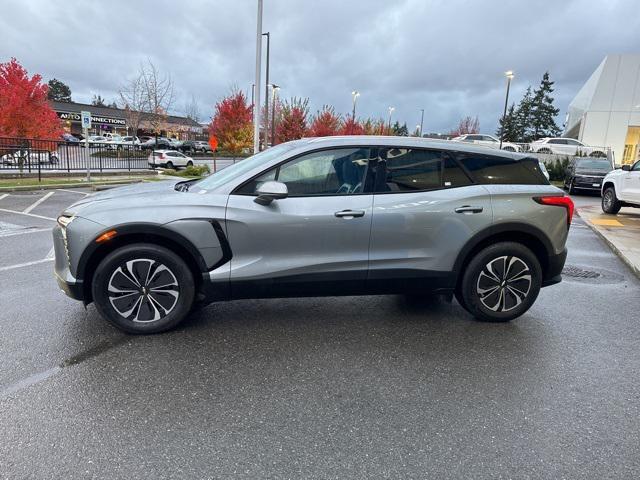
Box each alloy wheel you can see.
[476,255,532,312]
[603,190,613,210]
[107,258,179,323]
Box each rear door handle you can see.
[455,206,483,214]
[335,209,365,218]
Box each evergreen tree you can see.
[531,72,561,139]
[393,121,409,136]
[47,78,71,102]
[514,86,535,143]
[496,103,518,142]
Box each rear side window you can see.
[458,154,546,185]
[375,148,442,191]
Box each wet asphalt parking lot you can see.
[0,188,638,479]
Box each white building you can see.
[565,54,640,166]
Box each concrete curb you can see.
[578,212,640,279]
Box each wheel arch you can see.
[453,223,554,290]
[77,223,209,304]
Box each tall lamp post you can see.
[499,70,514,150]
[351,90,360,133]
[419,108,424,137]
[262,32,270,148]
[387,106,395,132]
[271,84,280,145]
[253,0,263,153]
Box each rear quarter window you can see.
[458,154,547,185]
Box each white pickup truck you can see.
[601,160,640,213]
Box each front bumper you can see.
[55,272,85,301]
[542,247,567,287]
[572,176,605,191]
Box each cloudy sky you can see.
[2,0,639,133]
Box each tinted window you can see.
[374,148,441,192]
[482,136,497,142]
[458,154,546,185]
[237,148,369,196]
[575,159,611,171]
[443,156,472,187]
[466,135,481,141]
[548,139,565,144]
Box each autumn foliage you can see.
[308,105,341,137]
[0,58,62,139]
[449,115,480,136]
[209,89,253,155]
[340,116,365,135]
[275,97,309,143]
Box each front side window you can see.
[236,147,370,196]
[631,161,640,171]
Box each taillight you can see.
[533,195,575,227]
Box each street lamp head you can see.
[352,90,360,97]
[505,70,515,79]
[388,106,395,113]
[271,84,280,91]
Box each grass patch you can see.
[160,164,210,178]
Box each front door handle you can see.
[455,205,483,214]
[335,209,365,218]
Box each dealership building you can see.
[565,54,640,165]
[50,100,204,140]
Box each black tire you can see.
[91,243,195,334]
[186,160,193,167]
[602,186,622,214]
[538,148,552,155]
[568,179,576,195]
[459,242,542,322]
[166,161,174,170]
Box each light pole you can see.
[419,108,424,137]
[415,124,421,137]
[262,32,270,148]
[351,90,360,133]
[253,0,263,153]
[271,84,280,146]
[499,70,514,150]
[387,106,395,132]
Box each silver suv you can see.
[53,136,572,334]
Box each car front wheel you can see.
[602,186,621,214]
[458,242,542,322]
[92,244,195,334]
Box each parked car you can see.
[601,160,640,213]
[1,149,59,165]
[147,149,194,169]
[563,158,613,194]
[121,136,141,146]
[54,136,571,334]
[61,133,80,144]
[81,136,108,148]
[451,134,521,152]
[141,137,176,150]
[530,138,607,157]
[179,140,213,153]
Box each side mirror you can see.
[621,164,631,171]
[254,181,288,206]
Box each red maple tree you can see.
[0,58,62,139]
[209,89,253,155]
[340,116,365,135]
[449,115,480,136]
[308,105,341,137]
[276,97,309,143]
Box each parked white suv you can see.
[451,134,521,152]
[148,150,194,169]
[530,138,606,157]
[601,161,640,213]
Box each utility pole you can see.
[271,84,279,146]
[253,0,263,153]
[263,32,270,148]
[419,109,424,137]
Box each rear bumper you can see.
[542,247,567,287]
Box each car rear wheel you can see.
[602,186,621,214]
[568,179,576,195]
[186,160,193,167]
[459,242,542,322]
[166,161,174,169]
[538,148,552,155]
[92,244,195,334]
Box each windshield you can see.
[195,141,304,191]
[576,159,611,171]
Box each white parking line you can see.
[57,189,89,196]
[0,208,56,221]
[23,191,54,214]
[0,227,50,238]
[0,257,54,272]
[0,193,8,201]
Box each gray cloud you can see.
[2,0,639,133]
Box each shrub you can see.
[544,156,571,181]
[163,164,210,178]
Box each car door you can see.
[368,147,493,293]
[620,160,640,202]
[225,147,375,298]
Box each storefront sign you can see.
[56,111,126,126]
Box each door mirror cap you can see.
[621,164,631,171]
[254,181,288,205]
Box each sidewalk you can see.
[577,204,640,278]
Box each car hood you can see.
[64,179,228,225]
